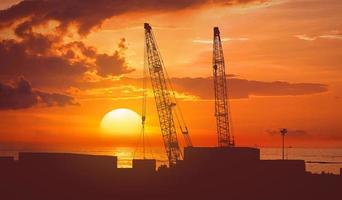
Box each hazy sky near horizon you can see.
[0,0,341,150]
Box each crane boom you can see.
[144,23,182,166]
[212,27,235,147]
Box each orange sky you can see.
[0,0,342,151]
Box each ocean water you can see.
[260,148,342,174]
[1,147,342,175]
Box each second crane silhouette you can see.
[212,27,235,147]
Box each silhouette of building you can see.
[133,159,156,172]
[0,156,15,174]
[1,148,341,200]
[0,156,14,166]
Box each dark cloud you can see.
[96,53,134,77]
[76,76,328,100]
[0,37,88,81]
[0,0,269,35]
[266,129,310,138]
[0,33,133,87]
[0,0,267,89]
[170,77,328,99]
[0,77,78,110]
[1,3,136,87]
[95,38,134,77]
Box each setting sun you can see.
[100,108,142,136]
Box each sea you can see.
[1,147,342,175]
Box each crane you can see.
[143,23,192,166]
[212,27,235,147]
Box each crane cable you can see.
[133,38,151,160]
[151,31,192,147]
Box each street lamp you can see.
[280,128,288,160]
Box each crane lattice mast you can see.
[144,23,188,166]
[212,27,235,147]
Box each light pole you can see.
[280,128,287,160]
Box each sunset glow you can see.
[1,1,341,199]
[0,0,341,151]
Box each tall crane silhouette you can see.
[212,27,235,147]
[144,23,192,166]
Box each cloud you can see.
[193,37,249,44]
[0,0,269,35]
[169,77,328,99]
[294,35,317,41]
[95,53,134,77]
[0,77,78,110]
[0,32,133,87]
[76,76,328,100]
[294,32,342,41]
[266,129,310,138]
[0,36,88,84]
[0,0,266,89]
[95,38,134,77]
[319,34,342,40]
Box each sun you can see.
[100,108,141,136]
